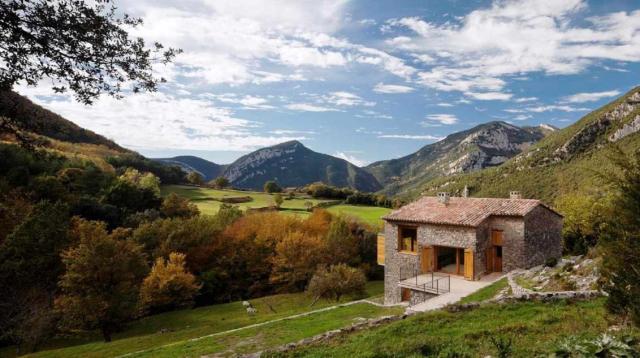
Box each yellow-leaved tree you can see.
[139,252,201,314]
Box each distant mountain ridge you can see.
[414,87,640,203]
[222,140,381,191]
[366,121,554,196]
[154,156,226,181]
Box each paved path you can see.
[118,299,403,357]
[407,273,505,313]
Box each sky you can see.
[16,0,640,166]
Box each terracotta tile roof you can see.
[382,196,561,227]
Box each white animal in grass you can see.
[242,301,251,308]
[246,306,257,316]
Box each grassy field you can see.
[161,185,391,226]
[17,282,392,358]
[458,278,509,304]
[270,298,640,357]
[160,185,332,216]
[326,205,391,228]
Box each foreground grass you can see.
[459,278,509,304]
[272,298,639,357]
[133,303,403,357]
[19,282,384,358]
[326,205,391,228]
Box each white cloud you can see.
[373,83,415,94]
[334,151,368,166]
[322,91,375,107]
[285,103,340,112]
[514,97,538,103]
[425,113,459,125]
[212,94,274,109]
[562,90,621,103]
[378,134,444,140]
[385,1,640,95]
[23,91,302,151]
[465,91,513,101]
[512,114,532,121]
[436,103,454,107]
[525,105,590,112]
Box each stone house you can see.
[377,192,562,305]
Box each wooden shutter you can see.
[464,248,474,280]
[421,246,433,273]
[377,234,385,266]
[491,230,503,246]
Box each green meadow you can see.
[161,185,391,226]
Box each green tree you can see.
[599,148,640,325]
[307,264,366,304]
[161,193,199,218]
[210,176,229,189]
[0,201,70,350]
[0,1,178,102]
[101,179,161,215]
[139,252,200,314]
[555,192,612,254]
[186,172,204,186]
[273,193,284,209]
[119,168,161,197]
[55,219,148,342]
[263,180,281,193]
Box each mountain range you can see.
[5,87,640,203]
[156,121,555,193]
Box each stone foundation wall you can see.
[409,290,437,306]
[524,206,563,268]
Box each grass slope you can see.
[272,298,639,357]
[18,283,389,358]
[458,278,509,304]
[326,205,391,228]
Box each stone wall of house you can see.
[384,222,419,305]
[418,223,477,249]
[523,206,563,268]
[482,216,526,272]
[409,290,437,306]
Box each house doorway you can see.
[486,230,503,272]
[434,246,465,276]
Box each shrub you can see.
[139,252,201,314]
[263,180,282,193]
[186,172,204,186]
[307,264,366,304]
[209,176,229,189]
[490,336,513,358]
[555,334,638,357]
[545,257,558,268]
[161,193,199,218]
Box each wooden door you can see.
[377,234,385,266]
[491,230,503,246]
[464,248,474,280]
[494,246,503,272]
[421,246,433,273]
[401,288,411,302]
[485,247,494,272]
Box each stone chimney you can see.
[510,191,522,199]
[462,185,469,198]
[438,192,450,205]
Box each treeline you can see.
[0,144,380,352]
[304,182,403,208]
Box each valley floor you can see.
[161,185,391,227]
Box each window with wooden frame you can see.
[398,226,418,253]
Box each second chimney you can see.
[510,191,522,199]
[438,192,450,205]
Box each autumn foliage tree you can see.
[270,232,327,291]
[307,264,366,304]
[55,219,148,342]
[161,192,199,218]
[139,252,200,314]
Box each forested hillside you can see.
[409,87,640,204]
